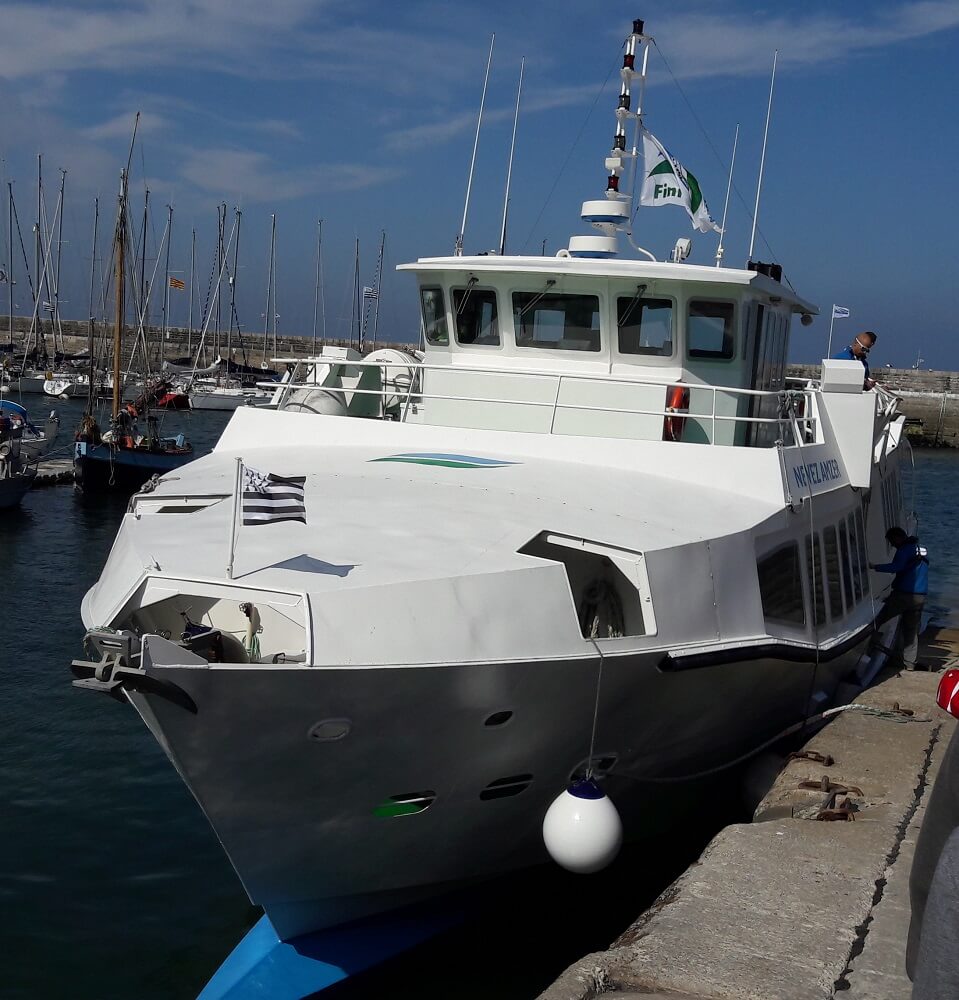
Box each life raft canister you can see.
[663,385,690,442]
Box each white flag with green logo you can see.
[640,129,720,235]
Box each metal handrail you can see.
[263,357,819,447]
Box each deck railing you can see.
[262,357,820,448]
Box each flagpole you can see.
[228,456,242,580]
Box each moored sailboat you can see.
[74,129,193,492]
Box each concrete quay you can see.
[539,628,959,1000]
[32,457,73,487]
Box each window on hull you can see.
[758,543,805,626]
[512,292,601,352]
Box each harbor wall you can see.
[790,363,959,447]
[0,316,416,362]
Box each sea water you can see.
[1,407,954,999]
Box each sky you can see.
[1,0,958,369]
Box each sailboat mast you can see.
[161,204,173,349]
[227,208,242,374]
[350,237,359,351]
[371,230,385,352]
[215,203,225,362]
[188,228,195,359]
[139,187,149,373]
[112,172,127,421]
[271,219,278,356]
[6,183,12,346]
[311,218,321,356]
[54,168,66,355]
[262,213,275,363]
[87,197,99,414]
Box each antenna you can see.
[456,34,495,257]
[715,123,739,268]
[748,50,777,262]
[498,57,525,256]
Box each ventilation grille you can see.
[480,774,533,801]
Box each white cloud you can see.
[178,147,399,202]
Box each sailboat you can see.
[74,132,194,491]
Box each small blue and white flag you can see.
[242,464,307,526]
[832,305,850,319]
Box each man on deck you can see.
[869,525,929,669]
[833,331,877,389]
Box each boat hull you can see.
[0,467,35,508]
[126,639,866,941]
[73,439,193,491]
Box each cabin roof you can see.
[397,254,819,316]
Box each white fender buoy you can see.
[542,778,622,873]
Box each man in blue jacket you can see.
[833,330,877,388]
[869,526,929,669]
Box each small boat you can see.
[1,399,60,461]
[0,410,36,508]
[43,375,81,398]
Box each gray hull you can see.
[127,642,864,940]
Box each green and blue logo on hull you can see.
[371,452,518,469]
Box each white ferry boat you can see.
[73,17,907,959]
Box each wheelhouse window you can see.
[617,294,673,356]
[688,300,735,359]
[453,286,499,346]
[512,291,600,352]
[420,286,448,346]
[758,543,805,626]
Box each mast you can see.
[271,218,278,357]
[112,171,127,421]
[456,33,494,256]
[715,124,739,268]
[187,228,195,359]
[227,207,242,376]
[262,213,275,363]
[748,50,778,263]
[350,237,359,351]
[161,204,173,354]
[499,58,525,256]
[35,154,44,363]
[371,230,385,353]
[138,187,149,373]
[86,197,99,414]
[53,168,66,355]
[6,182,12,348]
[311,218,321,356]
[215,203,225,363]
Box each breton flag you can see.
[362,285,378,298]
[241,464,307,525]
[169,276,186,290]
[640,129,721,235]
[832,305,850,319]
